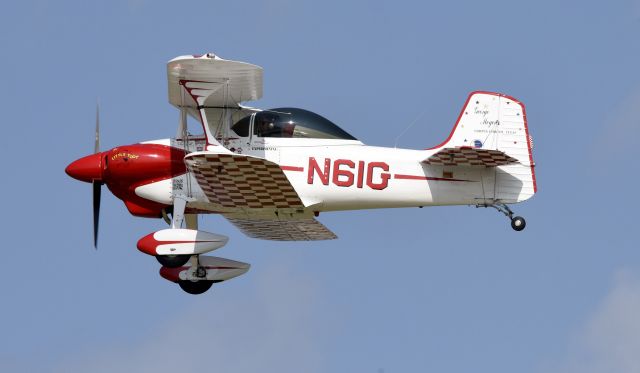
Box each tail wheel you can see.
[511,216,526,231]
[481,203,528,231]
[178,280,213,295]
[156,254,191,268]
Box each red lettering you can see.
[366,162,390,190]
[308,157,330,185]
[356,160,365,188]
[332,159,355,187]
[307,158,390,190]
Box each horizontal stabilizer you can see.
[423,147,519,167]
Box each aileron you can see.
[225,217,337,241]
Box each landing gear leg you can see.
[161,208,172,225]
[478,203,526,231]
[176,255,212,295]
[188,255,207,279]
[171,196,188,229]
[158,195,214,295]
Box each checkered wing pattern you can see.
[185,153,304,209]
[225,217,337,241]
[423,147,519,167]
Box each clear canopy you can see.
[231,108,356,140]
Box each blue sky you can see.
[1,1,640,372]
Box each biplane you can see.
[66,53,537,294]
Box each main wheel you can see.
[511,216,526,231]
[178,280,213,295]
[156,254,190,268]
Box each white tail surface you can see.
[430,91,537,202]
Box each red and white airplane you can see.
[66,53,537,294]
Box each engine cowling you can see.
[66,141,187,218]
[103,143,186,183]
[104,143,187,217]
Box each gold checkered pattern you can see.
[185,153,304,209]
[424,147,519,167]
[225,217,337,241]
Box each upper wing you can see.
[167,54,262,149]
[423,147,519,167]
[184,152,305,210]
[167,53,263,109]
[224,216,337,241]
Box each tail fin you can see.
[428,91,537,202]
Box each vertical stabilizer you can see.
[428,91,537,202]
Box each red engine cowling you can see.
[66,142,187,218]
[104,143,186,217]
[103,143,186,183]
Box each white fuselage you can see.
[136,137,502,214]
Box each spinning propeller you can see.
[93,104,101,248]
[65,103,105,249]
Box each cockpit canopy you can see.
[231,108,357,140]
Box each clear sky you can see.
[1,1,640,372]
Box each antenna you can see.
[394,108,427,148]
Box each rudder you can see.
[429,91,537,202]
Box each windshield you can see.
[231,108,357,140]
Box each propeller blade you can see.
[94,102,100,154]
[92,180,101,249]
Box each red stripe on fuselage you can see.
[280,166,304,172]
[278,165,473,183]
[393,174,473,182]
